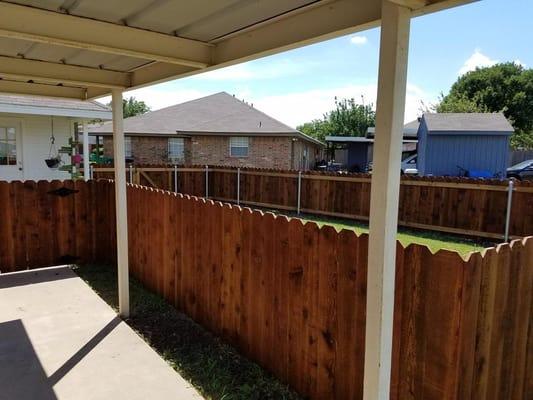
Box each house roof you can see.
[422,113,514,133]
[0,93,112,119]
[366,119,420,139]
[89,92,323,145]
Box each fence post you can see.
[129,164,133,184]
[205,165,209,198]
[297,170,302,215]
[174,165,178,193]
[89,164,94,180]
[504,179,514,242]
[237,167,241,205]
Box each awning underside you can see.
[0,0,472,100]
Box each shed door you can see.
[0,119,23,182]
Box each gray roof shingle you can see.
[423,113,514,133]
[89,92,322,145]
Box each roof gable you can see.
[90,92,299,135]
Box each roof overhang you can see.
[0,102,112,120]
[0,0,476,100]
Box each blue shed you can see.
[417,113,513,177]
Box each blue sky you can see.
[109,0,532,127]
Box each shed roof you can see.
[89,92,323,145]
[0,93,112,119]
[422,113,514,134]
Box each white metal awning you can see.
[0,0,473,100]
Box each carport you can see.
[0,1,475,398]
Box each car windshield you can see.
[509,160,533,170]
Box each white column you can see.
[364,2,411,400]
[112,89,130,318]
[82,121,90,181]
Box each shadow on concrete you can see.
[0,266,75,289]
[48,316,121,386]
[0,319,58,400]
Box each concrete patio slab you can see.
[0,266,203,400]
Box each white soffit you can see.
[0,0,476,100]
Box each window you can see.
[124,137,132,158]
[168,138,185,163]
[0,127,17,166]
[229,137,249,157]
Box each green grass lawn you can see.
[288,213,490,257]
[74,264,300,400]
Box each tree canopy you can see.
[297,97,375,142]
[436,62,533,149]
[107,96,151,118]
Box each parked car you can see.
[401,153,418,175]
[507,159,533,180]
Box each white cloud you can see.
[350,35,368,45]
[247,82,433,128]
[514,59,527,68]
[458,49,498,75]
[97,82,434,128]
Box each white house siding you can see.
[0,113,72,182]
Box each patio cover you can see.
[0,1,476,399]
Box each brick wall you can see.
[103,136,192,164]
[103,135,321,169]
[191,136,294,169]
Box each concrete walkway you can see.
[0,266,203,400]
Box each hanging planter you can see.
[45,157,61,169]
[45,116,62,169]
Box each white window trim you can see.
[229,136,249,158]
[124,136,132,158]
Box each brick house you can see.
[90,92,323,170]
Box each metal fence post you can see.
[297,170,302,215]
[504,179,514,242]
[129,164,133,184]
[237,167,241,205]
[89,164,94,180]
[174,165,178,193]
[205,165,209,198]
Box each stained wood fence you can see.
[0,180,115,273]
[92,165,533,239]
[1,180,531,399]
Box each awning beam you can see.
[0,2,212,69]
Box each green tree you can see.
[107,96,151,118]
[297,97,375,142]
[436,62,533,149]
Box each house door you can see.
[0,119,23,181]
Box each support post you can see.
[364,2,411,399]
[174,165,178,193]
[129,164,133,184]
[82,121,90,181]
[205,165,209,198]
[297,171,302,215]
[504,179,514,242]
[237,167,241,205]
[112,89,130,318]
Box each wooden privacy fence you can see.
[92,165,533,240]
[0,179,531,399]
[0,180,115,273]
[126,182,533,400]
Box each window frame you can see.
[0,126,18,166]
[124,136,132,158]
[168,137,185,163]
[229,136,249,158]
